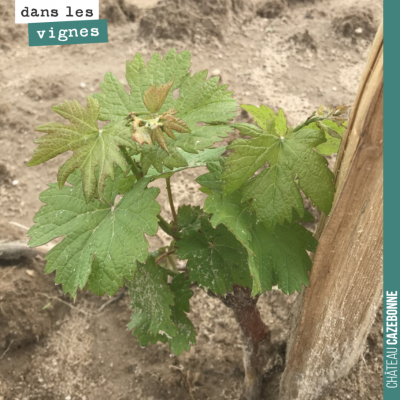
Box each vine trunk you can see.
[216,285,271,400]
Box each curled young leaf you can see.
[143,80,174,114]
[151,126,169,152]
[94,49,237,172]
[132,117,153,147]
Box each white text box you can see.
[15,0,99,24]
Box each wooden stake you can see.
[279,22,383,400]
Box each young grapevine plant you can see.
[27,49,347,399]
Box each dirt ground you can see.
[0,0,383,399]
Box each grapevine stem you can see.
[119,146,143,180]
[208,285,271,400]
[163,268,179,278]
[166,177,178,229]
[157,215,180,241]
[155,250,176,265]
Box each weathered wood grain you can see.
[279,22,383,400]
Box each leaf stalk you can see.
[166,177,178,229]
[155,249,177,265]
[157,215,180,241]
[119,146,143,180]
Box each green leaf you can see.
[204,190,255,251]
[127,311,166,346]
[241,104,277,131]
[127,264,196,355]
[196,160,225,195]
[27,169,160,297]
[171,70,237,152]
[232,123,264,137]
[175,125,232,153]
[129,49,191,116]
[222,106,335,231]
[169,273,192,312]
[176,218,250,295]
[177,205,205,235]
[241,165,304,232]
[249,218,318,295]
[177,188,253,291]
[198,161,255,249]
[95,49,236,172]
[140,138,188,175]
[28,96,136,202]
[93,72,139,121]
[221,134,279,196]
[102,170,136,204]
[199,160,318,295]
[296,209,316,223]
[168,274,197,355]
[143,81,174,114]
[315,120,347,155]
[127,257,176,337]
[143,146,227,180]
[175,71,237,126]
[316,136,340,156]
[95,49,189,121]
[168,307,197,355]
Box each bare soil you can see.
[0,0,383,399]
